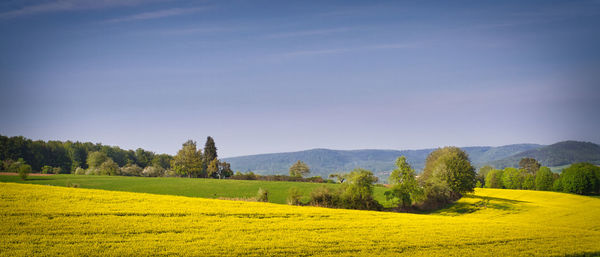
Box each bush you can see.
[419,178,456,210]
[74,167,85,175]
[286,187,303,205]
[52,167,62,175]
[121,164,143,176]
[41,165,53,174]
[18,164,31,180]
[256,188,269,202]
[142,166,164,177]
[164,169,178,177]
[309,186,339,208]
[98,159,120,176]
[231,171,257,180]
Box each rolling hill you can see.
[223,144,543,178]
[488,141,600,169]
[2,183,599,256]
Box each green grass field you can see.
[0,174,391,205]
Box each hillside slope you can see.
[223,144,542,177]
[489,141,600,168]
[1,183,599,256]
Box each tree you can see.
[207,158,219,178]
[289,160,310,177]
[522,173,535,190]
[535,167,554,191]
[519,158,541,175]
[171,140,204,178]
[418,147,476,209]
[560,163,600,195]
[18,163,31,180]
[385,156,423,209]
[501,167,524,189]
[151,154,172,170]
[477,165,494,187]
[218,161,233,179]
[134,148,154,168]
[328,173,346,183]
[203,136,217,164]
[98,159,120,176]
[420,147,476,196]
[485,169,504,188]
[339,168,381,210]
[86,151,108,169]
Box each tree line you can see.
[479,157,600,195]
[0,134,235,179]
[0,134,170,173]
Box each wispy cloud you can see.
[265,27,357,39]
[104,7,205,23]
[278,43,414,58]
[0,0,162,19]
[156,26,235,35]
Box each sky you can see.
[1,0,599,157]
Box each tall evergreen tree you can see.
[204,136,217,163]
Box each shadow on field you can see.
[431,195,528,216]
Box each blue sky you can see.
[1,0,599,157]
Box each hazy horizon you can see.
[1,0,599,157]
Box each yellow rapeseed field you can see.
[1,182,599,256]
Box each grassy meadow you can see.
[1,182,599,256]
[0,175,391,206]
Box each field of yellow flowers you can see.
[1,182,599,256]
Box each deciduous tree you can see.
[289,160,310,177]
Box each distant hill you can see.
[223,144,543,179]
[488,141,600,169]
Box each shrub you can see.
[419,178,455,210]
[164,169,178,177]
[121,164,143,176]
[309,186,339,208]
[74,167,85,175]
[256,188,269,202]
[41,165,53,174]
[142,166,164,177]
[52,167,62,175]
[286,187,303,205]
[18,164,31,180]
[99,159,120,176]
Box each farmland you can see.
[0,175,390,205]
[1,182,599,256]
